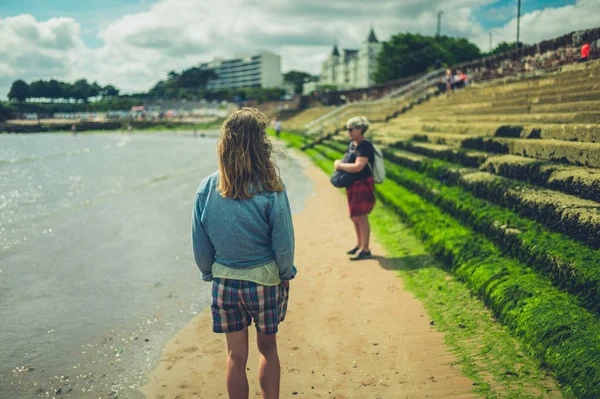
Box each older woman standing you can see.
[333,116,376,261]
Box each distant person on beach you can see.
[334,116,375,261]
[192,107,295,399]
[71,124,77,136]
[274,116,282,137]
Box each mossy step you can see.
[478,66,600,89]
[375,179,600,399]
[402,111,600,125]
[378,135,600,203]
[415,99,600,115]
[442,91,600,108]
[388,140,488,167]
[462,137,600,168]
[451,75,600,98]
[445,90,600,108]
[287,134,600,399]
[478,71,600,90]
[389,121,600,143]
[482,154,600,203]
[381,145,600,249]
[475,79,600,97]
[377,151,600,315]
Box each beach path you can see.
[140,161,476,399]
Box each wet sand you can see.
[140,159,476,398]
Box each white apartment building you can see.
[306,27,383,94]
[200,51,283,90]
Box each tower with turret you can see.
[358,26,383,87]
[321,44,340,85]
[311,27,383,93]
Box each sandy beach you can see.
[140,158,476,399]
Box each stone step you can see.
[481,155,600,203]
[376,135,600,203]
[473,66,600,94]
[380,146,600,250]
[377,139,489,167]
[475,76,600,96]
[319,139,600,314]
[412,98,600,115]
[400,112,600,125]
[384,121,600,143]
[377,130,600,169]
[373,171,600,399]
[377,150,600,314]
[446,90,600,106]
[462,137,600,168]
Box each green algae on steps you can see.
[279,132,600,398]
[369,206,564,399]
[372,179,600,399]
[279,133,573,398]
[316,140,600,315]
[381,146,600,250]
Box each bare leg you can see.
[351,216,362,248]
[356,215,371,251]
[256,332,280,399]
[225,329,250,399]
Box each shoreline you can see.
[139,149,475,398]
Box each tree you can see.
[102,85,120,97]
[72,79,93,102]
[46,79,64,101]
[167,70,180,81]
[29,80,49,99]
[283,71,315,94]
[7,80,30,102]
[374,33,481,84]
[176,67,217,89]
[489,41,519,55]
[90,81,102,98]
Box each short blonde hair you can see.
[217,108,284,200]
[346,116,370,133]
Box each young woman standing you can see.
[192,108,295,399]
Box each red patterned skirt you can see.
[346,177,375,217]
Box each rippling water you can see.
[0,132,312,398]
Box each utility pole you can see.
[489,32,493,53]
[516,0,521,50]
[437,11,443,37]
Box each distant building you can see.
[200,51,283,90]
[308,27,383,94]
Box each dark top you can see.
[348,139,374,180]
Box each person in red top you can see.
[580,42,590,62]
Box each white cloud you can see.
[0,0,598,98]
[473,0,600,49]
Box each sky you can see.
[0,0,598,97]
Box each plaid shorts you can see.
[347,177,375,217]
[211,278,289,335]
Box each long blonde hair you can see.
[217,107,284,199]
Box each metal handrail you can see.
[304,68,445,132]
[304,70,445,135]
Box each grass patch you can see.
[370,206,565,399]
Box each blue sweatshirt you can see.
[192,171,296,282]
